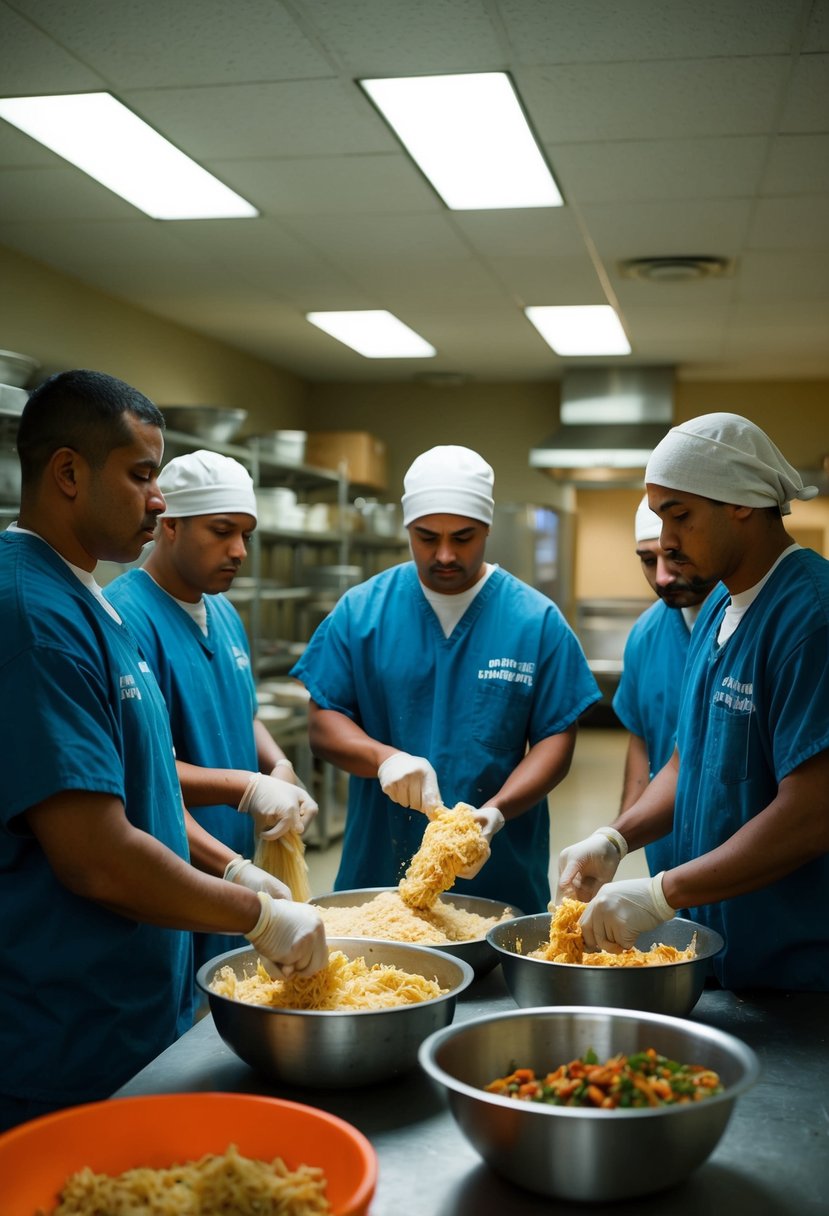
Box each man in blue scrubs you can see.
[106,450,318,972]
[292,445,601,913]
[557,413,829,991]
[612,496,716,874]
[0,371,326,1131]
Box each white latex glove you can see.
[238,772,318,840]
[456,806,505,879]
[579,873,675,953]
[378,752,442,814]
[555,826,628,903]
[224,854,291,902]
[245,891,328,978]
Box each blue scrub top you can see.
[673,548,829,991]
[612,599,691,875]
[292,563,601,913]
[106,569,258,970]
[0,532,192,1109]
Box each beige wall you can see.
[0,245,309,428]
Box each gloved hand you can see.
[238,772,318,840]
[267,760,318,829]
[456,806,505,879]
[579,873,675,953]
[378,752,442,814]
[224,854,291,901]
[245,891,328,978]
[555,826,628,903]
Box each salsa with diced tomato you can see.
[484,1047,723,1108]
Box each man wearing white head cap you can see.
[292,444,600,912]
[107,449,320,975]
[610,496,717,875]
[557,413,829,991]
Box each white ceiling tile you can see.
[0,3,106,93]
[803,0,829,51]
[209,153,438,216]
[283,212,474,265]
[737,250,829,300]
[761,134,829,194]
[749,195,829,249]
[293,0,503,75]
[518,58,790,142]
[450,209,585,258]
[0,166,140,221]
[123,79,394,159]
[7,0,333,87]
[551,137,769,203]
[497,0,805,61]
[485,255,606,305]
[779,53,829,131]
[581,198,754,259]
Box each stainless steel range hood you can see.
[530,367,675,484]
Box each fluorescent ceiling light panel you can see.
[306,311,436,358]
[525,305,632,356]
[360,72,563,210]
[0,93,258,220]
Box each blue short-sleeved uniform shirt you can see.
[292,563,601,913]
[673,548,829,991]
[0,532,192,1109]
[105,569,258,970]
[612,600,691,875]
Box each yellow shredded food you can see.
[398,802,489,909]
[45,1143,329,1215]
[253,829,311,903]
[531,898,697,967]
[210,950,446,1009]
[316,889,513,944]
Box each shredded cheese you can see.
[533,898,697,967]
[317,889,513,944]
[210,950,446,1009]
[398,802,489,909]
[253,829,311,903]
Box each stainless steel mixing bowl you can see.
[310,887,521,977]
[419,1005,759,1201]
[488,913,723,1016]
[161,404,247,442]
[197,937,474,1088]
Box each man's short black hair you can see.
[16,369,165,484]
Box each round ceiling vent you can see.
[619,256,734,283]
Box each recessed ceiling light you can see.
[0,93,258,220]
[306,311,436,358]
[524,305,631,356]
[359,72,563,210]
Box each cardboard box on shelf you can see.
[306,431,388,491]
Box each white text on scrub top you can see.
[713,674,754,713]
[119,672,142,701]
[478,657,535,686]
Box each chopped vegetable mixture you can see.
[485,1047,723,1108]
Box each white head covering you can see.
[402,445,495,526]
[158,449,257,519]
[646,412,818,517]
[634,494,662,542]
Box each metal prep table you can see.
[115,967,828,1215]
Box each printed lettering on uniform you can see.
[477,656,535,687]
[712,673,754,713]
[119,672,142,701]
[232,645,250,670]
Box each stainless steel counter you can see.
[115,967,828,1215]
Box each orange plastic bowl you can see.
[0,1091,377,1216]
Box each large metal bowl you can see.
[419,1005,759,1201]
[197,937,474,1088]
[0,349,40,388]
[310,887,522,977]
[161,404,247,442]
[488,914,723,1016]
